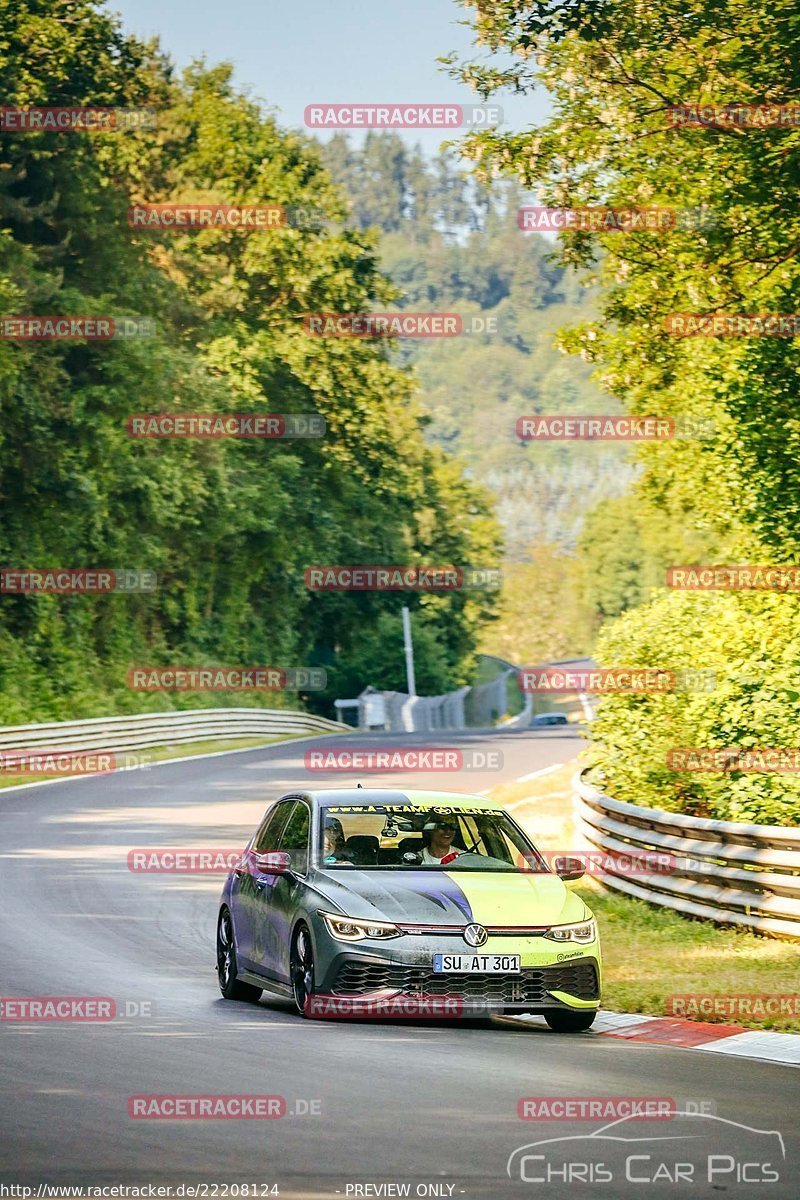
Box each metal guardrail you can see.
[336,656,601,733]
[574,770,800,941]
[338,663,530,733]
[392,686,470,733]
[0,707,343,756]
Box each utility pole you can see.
[401,605,416,696]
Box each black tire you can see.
[290,924,315,1016]
[544,1008,596,1032]
[216,909,262,1002]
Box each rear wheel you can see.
[290,924,315,1016]
[544,1008,596,1032]
[216,909,262,1002]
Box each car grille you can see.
[331,960,599,1004]
[395,924,549,937]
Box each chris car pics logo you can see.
[507,1112,785,1186]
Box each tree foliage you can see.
[323,133,637,564]
[452,0,800,553]
[451,0,800,818]
[0,0,500,721]
[590,592,800,826]
[478,541,592,663]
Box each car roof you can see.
[294,787,504,810]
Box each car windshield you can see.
[318,804,548,872]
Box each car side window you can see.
[253,800,295,852]
[276,801,310,875]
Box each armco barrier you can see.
[0,707,343,757]
[336,656,598,733]
[343,663,534,733]
[573,770,800,941]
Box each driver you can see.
[419,814,463,865]
[322,815,353,865]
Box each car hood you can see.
[311,868,585,927]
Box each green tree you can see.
[0,0,500,721]
[446,0,800,822]
[578,494,722,624]
[449,0,800,557]
[478,541,592,663]
[326,134,634,560]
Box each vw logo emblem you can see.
[463,923,488,948]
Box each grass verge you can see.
[492,764,800,1033]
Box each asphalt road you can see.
[1,725,797,1199]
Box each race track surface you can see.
[1,727,797,1198]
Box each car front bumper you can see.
[312,927,601,1014]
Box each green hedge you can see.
[588,590,800,826]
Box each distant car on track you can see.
[216,788,601,1027]
[531,713,569,727]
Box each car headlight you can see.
[321,912,404,942]
[544,919,597,944]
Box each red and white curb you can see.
[508,1010,800,1066]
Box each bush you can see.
[587,590,800,825]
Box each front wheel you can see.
[544,1008,596,1032]
[217,909,262,1002]
[290,924,315,1016]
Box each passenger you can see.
[322,816,353,865]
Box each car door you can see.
[250,798,311,983]
[232,799,295,970]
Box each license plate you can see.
[432,953,521,974]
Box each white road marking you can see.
[515,762,564,783]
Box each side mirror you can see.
[554,855,585,882]
[252,850,291,875]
